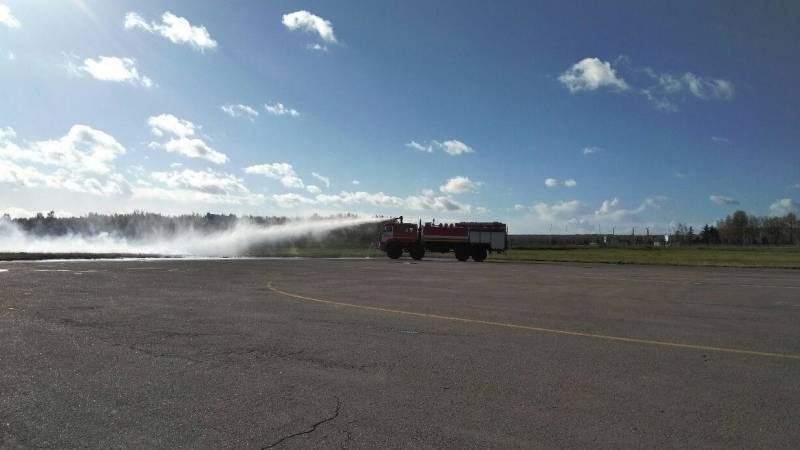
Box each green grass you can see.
[4,247,799,269]
[495,247,800,268]
[0,252,161,261]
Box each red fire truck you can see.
[377,216,507,261]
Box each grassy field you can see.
[494,247,800,269]
[247,246,800,269]
[2,247,799,269]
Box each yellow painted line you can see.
[267,282,800,361]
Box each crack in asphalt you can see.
[263,396,341,449]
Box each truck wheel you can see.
[410,245,425,260]
[454,245,469,261]
[471,246,487,262]
[386,245,402,259]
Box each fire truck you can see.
[377,216,507,261]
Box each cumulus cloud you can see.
[69,55,153,88]
[271,188,473,213]
[124,11,217,51]
[559,57,629,92]
[769,198,798,216]
[544,178,576,188]
[582,146,603,155]
[440,176,479,194]
[146,114,228,164]
[351,179,360,185]
[709,195,739,206]
[0,125,130,197]
[150,168,249,196]
[306,185,322,194]
[221,104,259,121]
[282,10,337,43]
[311,172,330,188]
[514,196,668,233]
[407,139,475,155]
[435,139,474,156]
[0,125,125,174]
[245,163,304,189]
[0,3,21,29]
[560,57,735,111]
[264,102,300,117]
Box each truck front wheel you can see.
[386,245,402,259]
[471,246,487,262]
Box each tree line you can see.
[672,211,799,246]
[2,211,379,248]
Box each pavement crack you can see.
[263,396,341,449]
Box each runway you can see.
[1,258,799,448]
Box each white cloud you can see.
[74,56,153,88]
[544,178,577,188]
[769,198,798,216]
[513,197,668,233]
[221,104,259,121]
[152,138,228,165]
[0,125,130,197]
[151,169,249,196]
[264,102,300,117]
[306,185,321,194]
[681,73,734,100]
[245,163,304,189]
[582,146,603,155]
[306,43,329,52]
[709,195,739,206]
[282,10,337,43]
[147,114,197,138]
[0,3,21,29]
[0,125,125,174]
[711,136,730,143]
[270,188,474,213]
[674,172,686,179]
[440,176,479,194]
[406,140,433,153]
[407,139,475,155]
[642,69,735,110]
[146,114,228,164]
[311,172,330,188]
[559,57,629,92]
[124,11,217,51]
[435,139,474,156]
[351,179,360,185]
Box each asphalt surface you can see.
[1,258,799,448]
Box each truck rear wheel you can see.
[386,245,402,259]
[410,245,425,260]
[454,245,469,261]
[471,246,487,262]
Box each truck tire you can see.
[454,245,469,262]
[386,245,402,259]
[410,245,425,260]
[471,246,487,262]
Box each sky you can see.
[0,0,798,233]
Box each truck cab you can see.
[377,217,420,259]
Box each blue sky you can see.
[1,0,798,233]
